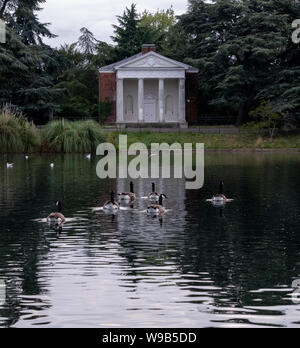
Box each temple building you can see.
[99,44,199,128]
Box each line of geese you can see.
[6,154,92,169]
[103,182,168,216]
[47,181,230,225]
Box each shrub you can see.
[98,99,112,125]
[59,97,91,120]
[43,119,105,153]
[0,106,41,153]
[247,101,287,139]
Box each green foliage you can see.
[179,0,300,125]
[247,101,287,138]
[2,0,300,128]
[111,4,179,60]
[139,8,177,53]
[56,34,101,121]
[76,27,99,58]
[0,1,63,122]
[12,0,57,45]
[98,99,112,125]
[43,119,105,153]
[0,105,41,153]
[59,97,90,120]
[111,4,141,59]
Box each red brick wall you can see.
[99,72,116,123]
[99,71,198,125]
[186,72,199,125]
[141,46,156,54]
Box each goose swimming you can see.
[147,194,168,216]
[148,183,160,203]
[118,182,136,202]
[47,201,66,224]
[103,191,120,212]
[211,181,228,205]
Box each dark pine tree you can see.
[111,3,142,60]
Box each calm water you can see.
[1,152,300,328]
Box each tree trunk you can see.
[49,109,54,122]
[236,100,248,126]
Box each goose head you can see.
[130,181,134,193]
[110,191,115,204]
[159,194,168,205]
[219,181,224,195]
[152,183,156,193]
[55,200,62,213]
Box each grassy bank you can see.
[106,132,300,150]
[1,108,299,153]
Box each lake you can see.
[0,152,300,328]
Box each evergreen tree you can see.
[0,0,63,122]
[179,0,300,125]
[13,0,56,45]
[76,27,99,58]
[56,32,99,120]
[111,3,142,59]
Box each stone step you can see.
[119,123,181,129]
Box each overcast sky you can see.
[38,0,189,48]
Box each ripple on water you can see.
[1,154,300,327]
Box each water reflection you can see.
[0,153,300,327]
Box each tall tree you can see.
[111,3,141,59]
[139,8,179,54]
[0,0,63,122]
[13,0,56,45]
[56,30,100,120]
[179,0,300,125]
[76,27,99,58]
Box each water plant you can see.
[43,119,105,153]
[0,105,41,153]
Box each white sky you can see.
[38,0,189,48]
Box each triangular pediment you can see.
[117,52,188,70]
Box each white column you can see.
[178,78,186,122]
[117,78,124,122]
[159,79,165,123]
[138,78,144,122]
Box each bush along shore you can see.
[1,109,300,153]
[0,108,105,154]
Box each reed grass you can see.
[0,106,41,153]
[43,119,105,153]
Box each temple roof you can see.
[99,51,198,73]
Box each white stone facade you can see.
[99,49,199,127]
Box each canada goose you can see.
[147,194,168,216]
[212,181,228,204]
[148,183,160,203]
[103,191,120,211]
[47,201,66,224]
[118,182,136,201]
[6,163,13,168]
